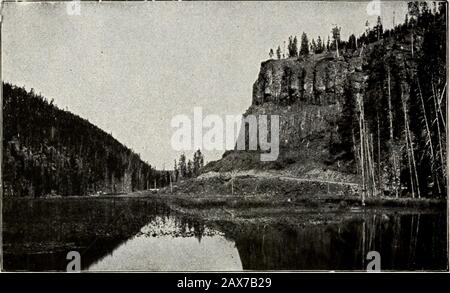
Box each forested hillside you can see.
[2,83,170,197]
[207,2,447,199]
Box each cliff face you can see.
[249,52,365,149]
[207,25,447,199]
[207,51,369,177]
[252,54,361,106]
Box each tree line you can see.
[2,83,170,197]
[268,10,406,59]
[173,150,205,181]
[333,1,447,200]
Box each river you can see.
[2,196,447,271]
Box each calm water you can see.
[3,197,448,271]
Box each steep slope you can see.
[205,52,365,178]
[206,7,447,198]
[2,83,168,197]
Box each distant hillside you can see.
[2,83,169,197]
[206,3,447,198]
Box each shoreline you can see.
[4,182,446,228]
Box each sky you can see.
[2,1,408,169]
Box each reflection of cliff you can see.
[227,213,446,270]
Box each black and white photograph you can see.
[0,0,448,273]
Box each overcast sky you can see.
[2,1,408,169]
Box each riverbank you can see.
[136,173,446,230]
[5,172,446,232]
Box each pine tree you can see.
[310,39,317,54]
[348,34,357,50]
[336,78,356,159]
[292,36,298,57]
[276,46,282,59]
[365,20,371,35]
[173,159,179,181]
[316,36,324,53]
[187,160,193,178]
[376,16,383,40]
[300,32,309,56]
[200,153,204,168]
[331,26,341,55]
[178,153,187,178]
[408,1,420,20]
[192,149,204,177]
[287,36,298,58]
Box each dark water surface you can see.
[2,197,447,271]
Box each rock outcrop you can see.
[206,51,368,177]
[205,35,433,188]
[252,54,361,107]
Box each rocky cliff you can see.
[206,13,447,199]
[206,50,368,180]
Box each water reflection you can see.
[3,198,447,271]
[88,217,242,271]
[228,213,447,271]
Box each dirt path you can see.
[277,175,360,187]
[200,170,360,188]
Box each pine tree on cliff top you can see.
[310,39,317,54]
[288,35,298,58]
[316,36,324,53]
[300,32,309,56]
